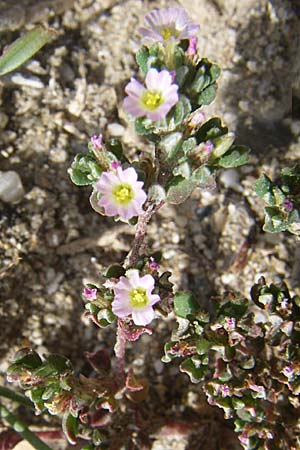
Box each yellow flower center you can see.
[141,90,163,111]
[161,27,173,40]
[112,183,134,205]
[130,288,149,308]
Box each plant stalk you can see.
[0,402,53,450]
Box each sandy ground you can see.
[0,0,299,448]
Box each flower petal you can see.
[132,307,155,326]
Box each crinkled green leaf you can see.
[68,154,102,186]
[217,145,249,168]
[0,27,56,76]
[180,357,206,383]
[196,338,212,355]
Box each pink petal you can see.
[148,293,161,307]
[145,68,160,91]
[123,97,145,118]
[117,167,138,183]
[158,70,173,90]
[125,78,145,98]
[140,274,155,290]
[132,307,155,326]
[128,270,141,288]
[112,299,131,317]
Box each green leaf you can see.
[174,291,199,318]
[97,308,116,327]
[105,264,126,279]
[197,85,217,105]
[196,338,211,355]
[191,66,211,93]
[180,357,206,383]
[136,46,150,74]
[62,413,78,445]
[182,137,197,154]
[175,65,189,87]
[196,118,228,143]
[166,176,196,204]
[11,349,43,369]
[0,27,56,76]
[159,132,183,162]
[68,154,102,186]
[134,117,155,136]
[254,174,274,204]
[170,95,191,127]
[45,354,72,374]
[263,207,288,233]
[191,165,216,188]
[161,342,180,363]
[217,145,249,168]
[212,132,235,158]
[210,63,221,82]
[105,138,127,162]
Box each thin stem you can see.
[0,386,34,409]
[114,319,127,384]
[128,200,165,267]
[0,402,53,450]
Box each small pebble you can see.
[11,73,44,89]
[0,171,25,203]
[107,122,125,137]
[219,168,243,192]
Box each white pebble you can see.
[11,73,44,89]
[107,122,125,137]
[0,171,25,203]
[219,169,243,192]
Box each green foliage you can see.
[68,154,102,186]
[216,145,249,168]
[6,349,120,446]
[255,166,300,235]
[187,58,220,106]
[163,278,300,449]
[173,291,199,318]
[0,27,56,76]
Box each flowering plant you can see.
[4,6,297,450]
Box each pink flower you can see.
[149,257,160,271]
[96,166,147,221]
[139,7,199,43]
[83,287,97,300]
[123,68,178,122]
[112,270,161,326]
